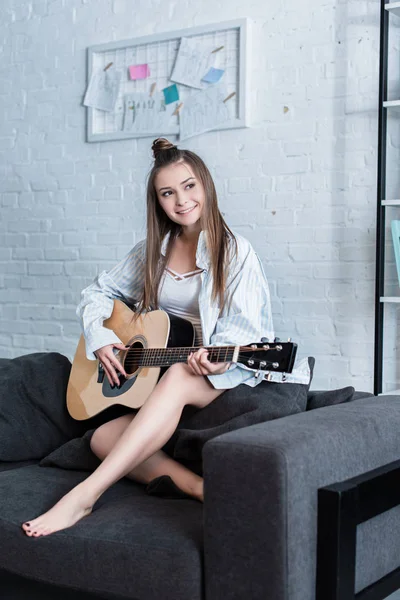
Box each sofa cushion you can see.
[0,465,203,600]
[0,567,136,600]
[0,459,39,473]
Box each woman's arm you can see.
[208,239,310,387]
[76,239,146,360]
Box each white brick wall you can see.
[1,0,399,393]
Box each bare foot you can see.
[21,484,94,537]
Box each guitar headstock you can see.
[237,338,297,373]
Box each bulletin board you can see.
[84,18,251,143]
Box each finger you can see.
[107,350,128,377]
[102,356,120,386]
[187,352,199,375]
[188,352,203,376]
[95,355,112,384]
[95,352,117,385]
[195,349,209,375]
[102,364,114,386]
[114,343,131,351]
[110,356,127,379]
[107,356,123,385]
[104,364,118,387]
[197,349,212,375]
[109,348,128,377]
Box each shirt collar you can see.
[161,229,210,270]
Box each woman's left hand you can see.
[187,347,232,376]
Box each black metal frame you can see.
[316,459,400,600]
[374,0,389,395]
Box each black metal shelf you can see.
[374,0,400,395]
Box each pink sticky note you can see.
[129,64,150,80]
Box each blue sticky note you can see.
[201,67,225,83]
[163,84,179,105]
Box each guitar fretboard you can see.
[124,346,236,367]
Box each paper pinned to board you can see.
[179,82,231,141]
[122,91,177,133]
[83,68,121,112]
[163,83,179,105]
[170,37,216,89]
[201,67,225,83]
[128,63,150,80]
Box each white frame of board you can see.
[86,18,251,142]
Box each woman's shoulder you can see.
[129,238,146,262]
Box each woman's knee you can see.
[160,362,199,398]
[161,362,223,408]
[163,361,195,383]
[90,413,135,456]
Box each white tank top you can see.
[158,266,204,346]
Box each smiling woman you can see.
[21,136,290,539]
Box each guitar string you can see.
[122,348,279,359]
[120,346,282,356]
[122,361,280,369]
[123,354,282,367]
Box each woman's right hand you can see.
[94,343,130,387]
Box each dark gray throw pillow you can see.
[306,386,355,410]
[0,351,143,462]
[39,428,100,471]
[0,352,89,461]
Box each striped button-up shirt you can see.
[76,229,311,390]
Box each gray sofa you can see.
[1,352,400,600]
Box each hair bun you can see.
[151,138,178,161]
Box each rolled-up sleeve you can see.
[76,240,146,360]
[206,243,275,390]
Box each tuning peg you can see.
[260,337,269,343]
[287,337,291,342]
[274,337,281,343]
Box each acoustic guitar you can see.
[67,299,298,420]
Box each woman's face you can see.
[155,161,205,234]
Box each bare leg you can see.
[21,364,226,537]
[90,413,204,499]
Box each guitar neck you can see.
[128,346,236,368]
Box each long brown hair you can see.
[131,137,238,324]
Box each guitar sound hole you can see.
[124,341,143,375]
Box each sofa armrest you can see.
[202,395,400,600]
